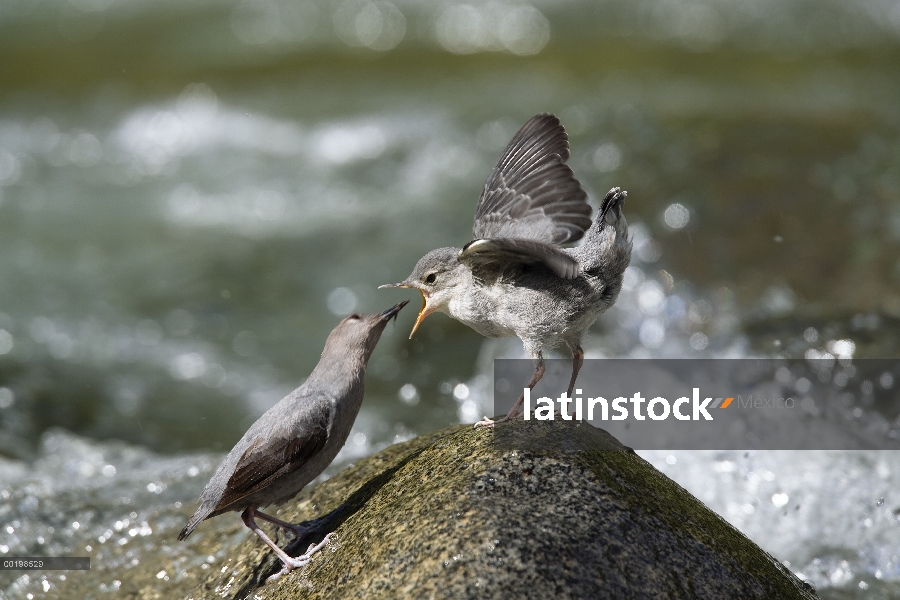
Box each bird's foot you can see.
[474,411,527,428]
[474,415,498,429]
[266,532,334,583]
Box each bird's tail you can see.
[178,504,213,541]
[597,187,627,230]
[574,187,631,275]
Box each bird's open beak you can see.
[378,282,432,339]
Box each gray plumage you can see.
[179,301,406,580]
[473,114,591,245]
[381,114,631,424]
[468,113,593,279]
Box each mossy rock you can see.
[45,420,816,599]
[171,420,815,599]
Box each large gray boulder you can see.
[35,420,817,599]
[178,420,816,599]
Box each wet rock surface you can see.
[33,421,816,599]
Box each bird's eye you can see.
[347,314,360,320]
[424,273,437,284]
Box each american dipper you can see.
[381,114,631,426]
[178,301,407,582]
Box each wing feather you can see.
[473,114,591,245]
[214,395,331,511]
[459,238,581,279]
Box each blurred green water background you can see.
[1,1,900,596]
[2,0,898,459]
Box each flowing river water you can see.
[1,1,900,597]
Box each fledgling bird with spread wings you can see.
[382,114,631,425]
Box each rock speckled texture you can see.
[46,421,818,599]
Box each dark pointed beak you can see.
[379,300,409,323]
[378,282,410,289]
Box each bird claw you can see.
[474,416,495,429]
[266,533,334,583]
[474,413,518,428]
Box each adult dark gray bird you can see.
[178,301,407,582]
[381,114,631,426]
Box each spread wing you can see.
[214,394,332,511]
[472,113,591,246]
[458,238,580,279]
